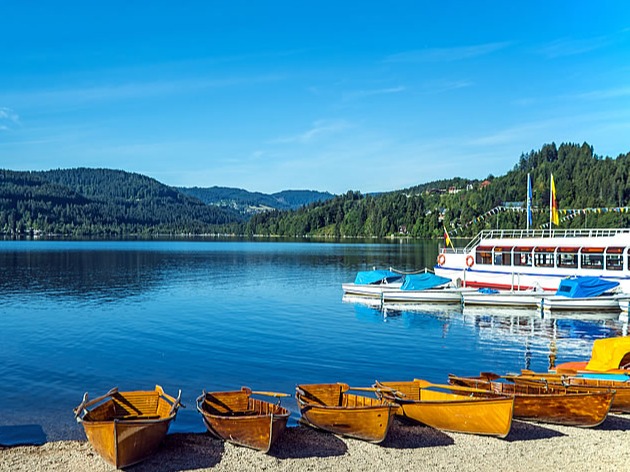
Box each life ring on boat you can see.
[437,254,446,266]
[466,255,475,268]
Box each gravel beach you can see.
[2,415,630,472]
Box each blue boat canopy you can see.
[401,273,451,291]
[353,270,403,285]
[555,276,619,299]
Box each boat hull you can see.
[448,375,614,427]
[197,389,289,452]
[75,386,179,468]
[514,372,630,413]
[296,383,396,443]
[381,289,465,304]
[462,291,551,308]
[538,296,624,312]
[377,380,513,438]
[341,283,401,298]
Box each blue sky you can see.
[1,2,629,194]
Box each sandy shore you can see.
[2,415,630,472]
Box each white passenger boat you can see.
[434,228,630,292]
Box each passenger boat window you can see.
[534,247,555,268]
[492,247,512,266]
[581,248,604,270]
[606,247,624,271]
[476,246,492,265]
[513,247,532,267]
[557,247,578,268]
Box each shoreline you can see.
[2,415,630,471]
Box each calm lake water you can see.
[0,239,627,445]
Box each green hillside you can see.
[178,186,334,214]
[244,142,630,238]
[0,168,242,236]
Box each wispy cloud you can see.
[571,86,630,101]
[271,119,352,144]
[0,107,20,131]
[385,42,511,63]
[537,36,612,59]
[1,75,284,109]
[342,86,406,101]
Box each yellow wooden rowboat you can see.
[375,379,514,438]
[295,383,397,443]
[196,387,290,452]
[73,385,182,468]
[448,373,615,427]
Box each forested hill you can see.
[178,186,334,215]
[0,168,243,236]
[244,142,630,239]
[2,142,629,238]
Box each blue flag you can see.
[527,173,533,228]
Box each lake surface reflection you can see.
[0,240,626,444]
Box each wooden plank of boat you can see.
[374,379,513,438]
[448,374,614,427]
[73,385,182,468]
[512,370,630,413]
[196,387,290,453]
[295,383,397,443]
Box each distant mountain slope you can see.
[0,168,242,236]
[178,186,335,215]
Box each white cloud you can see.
[385,42,512,63]
[0,107,20,130]
[342,86,406,101]
[271,119,352,144]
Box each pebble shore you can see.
[2,415,630,472]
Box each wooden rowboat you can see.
[513,369,630,413]
[374,379,514,438]
[196,387,290,452]
[74,385,182,468]
[448,373,614,427]
[295,383,397,443]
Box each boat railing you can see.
[461,228,630,252]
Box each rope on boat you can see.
[388,267,433,275]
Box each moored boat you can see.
[196,387,290,452]
[462,288,552,308]
[374,379,514,437]
[295,383,397,443]
[448,374,614,427]
[341,269,403,298]
[537,276,624,312]
[434,228,630,292]
[73,385,182,468]
[380,272,468,304]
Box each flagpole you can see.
[526,173,531,232]
[549,173,552,235]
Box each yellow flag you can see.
[550,174,559,226]
[443,226,454,249]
